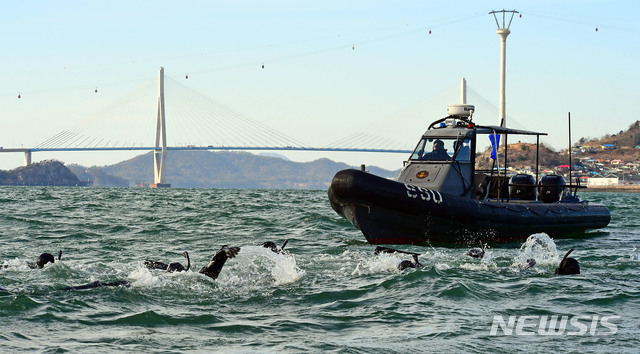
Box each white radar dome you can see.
[447,104,475,118]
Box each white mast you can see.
[460,77,467,104]
[489,9,518,130]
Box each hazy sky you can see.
[1,0,638,172]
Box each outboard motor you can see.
[539,175,566,203]
[509,174,536,200]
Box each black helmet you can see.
[36,253,55,268]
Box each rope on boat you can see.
[504,204,528,212]
[529,206,550,216]
[547,207,565,214]
[563,204,588,211]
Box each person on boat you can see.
[420,139,451,161]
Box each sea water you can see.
[1,187,639,352]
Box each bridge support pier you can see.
[24,150,31,166]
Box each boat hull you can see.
[328,169,611,244]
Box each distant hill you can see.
[473,120,640,174]
[84,150,400,189]
[573,120,640,161]
[580,120,640,149]
[0,160,89,186]
[67,164,129,187]
[476,142,565,171]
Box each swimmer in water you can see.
[199,245,240,280]
[144,246,240,280]
[6,250,63,269]
[144,251,190,272]
[466,243,486,259]
[374,246,423,270]
[555,249,580,275]
[261,240,289,253]
[61,280,130,291]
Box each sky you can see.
[1,0,639,173]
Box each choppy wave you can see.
[0,187,638,352]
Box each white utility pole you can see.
[489,9,518,130]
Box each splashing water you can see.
[512,233,560,272]
[459,244,499,271]
[266,248,306,285]
[218,246,305,287]
[353,250,410,275]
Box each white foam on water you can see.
[215,246,305,287]
[349,248,434,275]
[352,251,406,275]
[311,250,360,280]
[511,233,560,272]
[128,265,163,287]
[434,263,451,270]
[460,248,498,271]
[0,258,32,271]
[269,251,306,285]
[126,263,224,293]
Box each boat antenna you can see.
[568,112,574,196]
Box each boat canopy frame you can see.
[419,115,581,202]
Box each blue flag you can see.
[489,134,500,160]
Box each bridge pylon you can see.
[151,67,171,188]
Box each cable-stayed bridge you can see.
[1,68,512,187]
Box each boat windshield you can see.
[410,137,471,162]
